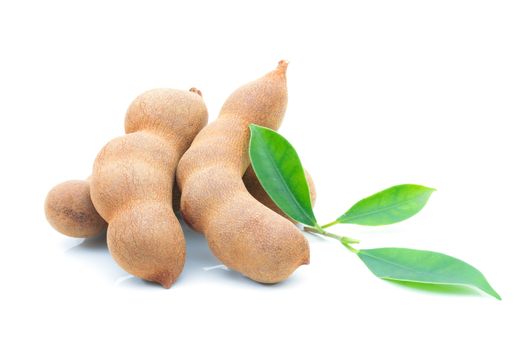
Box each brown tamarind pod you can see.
[176,61,310,283]
[44,179,107,238]
[90,88,208,288]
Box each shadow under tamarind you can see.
[64,229,126,281]
[64,213,305,288]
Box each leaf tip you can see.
[416,184,436,193]
[486,287,502,301]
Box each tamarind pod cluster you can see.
[45,168,315,238]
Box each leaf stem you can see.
[303,225,360,253]
[321,220,339,229]
[340,237,360,254]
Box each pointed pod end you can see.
[276,60,289,74]
[158,277,175,289]
[151,272,177,289]
[189,87,202,97]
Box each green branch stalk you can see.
[320,220,339,229]
[303,225,360,253]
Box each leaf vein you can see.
[258,134,314,225]
[344,193,429,222]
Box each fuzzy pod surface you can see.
[45,180,107,238]
[46,167,315,238]
[90,88,208,288]
[176,61,310,283]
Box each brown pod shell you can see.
[177,61,310,283]
[44,180,107,238]
[90,88,208,288]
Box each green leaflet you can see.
[336,184,435,226]
[358,248,501,300]
[248,124,317,226]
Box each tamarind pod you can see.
[44,179,107,238]
[177,61,310,283]
[90,88,208,288]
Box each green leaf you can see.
[336,184,435,226]
[248,124,317,226]
[358,248,501,300]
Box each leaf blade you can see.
[338,184,435,226]
[358,247,501,300]
[248,124,317,226]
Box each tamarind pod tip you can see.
[159,278,174,289]
[277,60,289,74]
[189,87,202,97]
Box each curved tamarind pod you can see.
[90,88,208,288]
[177,61,310,283]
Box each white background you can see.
[1,0,523,349]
